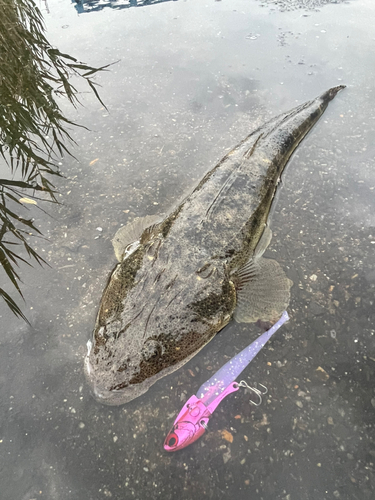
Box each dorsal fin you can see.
[112,214,161,261]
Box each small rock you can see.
[308,301,325,316]
[223,449,231,464]
[315,366,330,381]
[220,429,233,443]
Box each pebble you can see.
[222,449,231,464]
[315,366,330,381]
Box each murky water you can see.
[1,0,374,498]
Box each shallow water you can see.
[1,0,374,498]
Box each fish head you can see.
[84,323,205,406]
[84,248,236,406]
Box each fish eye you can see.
[141,340,162,362]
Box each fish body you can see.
[85,86,344,405]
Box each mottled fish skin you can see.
[85,86,344,405]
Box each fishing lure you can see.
[164,310,289,451]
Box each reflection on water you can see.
[73,0,178,14]
[256,0,351,10]
[72,0,353,15]
[0,0,107,319]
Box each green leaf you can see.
[0,0,109,321]
[0,288,30,324]
[87,79,108,111]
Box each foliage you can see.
[0,0,110,321]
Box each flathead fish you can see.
[84,86,345,405]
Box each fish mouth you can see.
[89,381,145,406]
[85,370,147,406]
[84,340,148,406]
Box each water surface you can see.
[1,0,374,499]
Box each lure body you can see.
[164,311,289,451]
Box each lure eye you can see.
[167,436,177,447]
[141,340,162,362]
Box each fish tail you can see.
[321,85,346,103]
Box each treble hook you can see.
[237,380,268,406]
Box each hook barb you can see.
[237,380,268,406]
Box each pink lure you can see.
[164,383,239,451]
[164,311,289,451]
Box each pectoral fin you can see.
[112,214,161,261]
[233,256,293,323]
[254,224,272,259]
